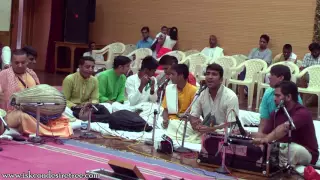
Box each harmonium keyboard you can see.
[197,133,281,177]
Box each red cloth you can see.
[304,166,320,180]
[187,73,197,86]
[157,48,172,58]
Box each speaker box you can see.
[86,160,146,180]
[64,0,95,43]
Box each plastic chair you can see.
[226,59,268,110]
[296,65,320,119]
[128,48,152,74]
[93,42,125,69]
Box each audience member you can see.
[136,26,153,49]
[273,44,297,64]
[201,35,224,63]
[248,34,273,65]
[83,41,104,62]
[157,27,178,58]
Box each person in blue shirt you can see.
[136,26,153,49]
[258,65,303,132]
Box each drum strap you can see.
[17,76,28,88]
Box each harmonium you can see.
[197,133,281,177]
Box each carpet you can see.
[0,140,234,180]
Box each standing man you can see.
[136,26,153,49]
[98,56,131,104]
[251,81,318,167]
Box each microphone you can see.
[196,85,207,95]
[145,80,152,91]
[158,78,170,89]
[275,100,284,113]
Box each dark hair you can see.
[140,56,159,70]
[141,26,150,32]
[274,81,298,102]
[309,42,320,52]
[12,49,27,56]
[79,56,95,65]
[171,64,189,79]
[169,27,178,40]
[88,41,95,48]
[113,56,131,69]
[206,63,224,78]
[270,65,291,81]
[260,34,270,43]
[161,26,167,30]
[22,46,37,58]
[283,44,292,51]
[159,55,178,65]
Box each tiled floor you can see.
[41,71,310,180]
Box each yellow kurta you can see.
[162,83,197,120]
[62,72,99,108]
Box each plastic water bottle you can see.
[81,122,88,130]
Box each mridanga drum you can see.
[10,84,66,122]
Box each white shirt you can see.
[162,35,177,49]
[1,46,11,67]
[190,85,239,124]
[201,46,224,62]
[83,51,104,62]
[125,74,158,106]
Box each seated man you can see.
[62,56,98,108]
[98,56,131,104]
[161,64,198,142]
[22,46,37,69]
[251,81,319,167]
[190,63,239,133]
[301,42,320,70]
[248,34,273,65]
[240,65,302,131]
[0,49,72,137]
[157,55,196,86]
[273,44,297,64]
[136,26,153,49]
[201,35,224,63]
[125,56,159,106]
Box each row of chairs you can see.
[92,42,320,119]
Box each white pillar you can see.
[16,0,24,49]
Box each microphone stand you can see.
[214,123,230,174]
[145,85,165,146]
[175,90,203,153]
[280,105,303,178]
[80,105,97,139]
[16,102,57,144]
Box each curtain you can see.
[45,0,65,73]
[314,0,320,42]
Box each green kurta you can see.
[62,72,99,108]
[98,69,126,103]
